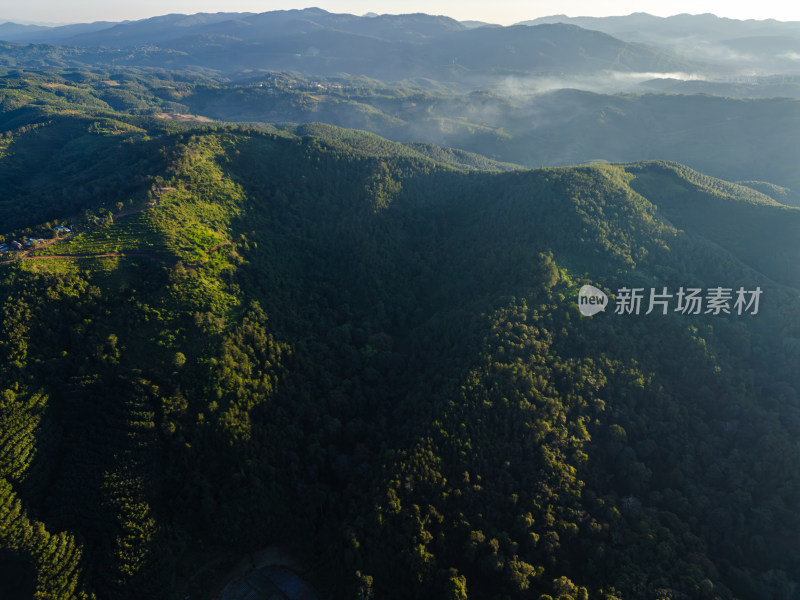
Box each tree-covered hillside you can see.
[178,81,800,205]
[1,89,800,600]
[4,68,800,208]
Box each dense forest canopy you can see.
[0,13,799,600]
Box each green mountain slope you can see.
[1,103,800,600]
[172,79,800,205]
[626,161,800,289]
[6,69,800,209]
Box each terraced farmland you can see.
[39,213,175,258]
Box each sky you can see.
[3,0,800,26]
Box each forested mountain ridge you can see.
[1,86,800,600]
[4,68,800,209]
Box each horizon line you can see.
[2,8,799,29]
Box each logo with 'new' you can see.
[578,285,609,316]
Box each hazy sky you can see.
[3,0,800,26]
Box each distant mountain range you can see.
[519,12,800,43]
[0,9,697,82]
[519,12,800,74]
[2,10,799,77]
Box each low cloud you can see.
[493,71,705,96]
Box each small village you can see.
[0,226,72,256]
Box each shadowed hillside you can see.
[1,88,800,599]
